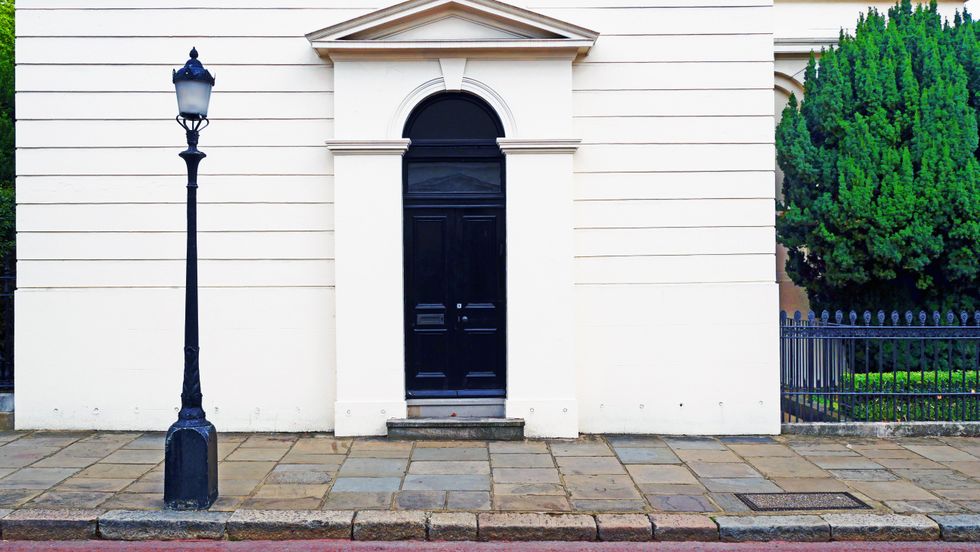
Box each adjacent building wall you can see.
[15,0,780,434]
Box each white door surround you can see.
[313,0,596,437]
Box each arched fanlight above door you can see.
[403,92,505,198]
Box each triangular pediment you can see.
[307,0,598,57]
[375,14,543,41]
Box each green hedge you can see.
[843,370,979,421]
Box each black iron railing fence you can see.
[0,270,11,392]
[781,309,980,423]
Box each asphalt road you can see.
[0,542,974,551]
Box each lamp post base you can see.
[163,415,218,510]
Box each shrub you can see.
[844,370,979,420]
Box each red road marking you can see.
[0,542,973,552]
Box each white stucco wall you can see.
[14,0,782,435]
[571,0,779,434]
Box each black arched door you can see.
[403,93,506,398]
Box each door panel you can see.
[404,207,506,397]
[405,214,451,392]
[455,212,505,392]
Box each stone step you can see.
[386,417,524,440]
[407,399,505,418]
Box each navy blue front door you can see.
[404,206,506,397]
[401,92,507,398]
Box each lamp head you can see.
[173,48,215,120]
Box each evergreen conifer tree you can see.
[777,0,980,311]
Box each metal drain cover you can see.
[736,492,871,512]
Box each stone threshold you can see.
[387,417,525,440]
[0,509,976,542]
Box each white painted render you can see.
[14,0,953,436]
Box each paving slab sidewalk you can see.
[0,431,974,541]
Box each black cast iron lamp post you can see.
[164,47,218,510]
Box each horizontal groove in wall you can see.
[13,114,769,121]
[573,114,774,118]
[576,224,774,229]
[16,145,330,150]
[16,285,338,289]
[16,87,772,93]
[575,170,774,174]
[15,91,333,94]
[18,257,334,261]
[16,142,776,150]
[14,60,774,66]
[575,197,773,201]
[20,255,771,261]
[15,171,774,177]
[575,252,775,258]
[16,202,335,206]
[15,173,335,177]
[18,6,774,12]
[574,280,775,286]
[16,33,775,38]
[18,230,335,234]
[18,225,775,231]
[16,198,773,205]
[17,144,770,151]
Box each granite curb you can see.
[477,512,597,541]
[596,513,652,541]
[2,509,101,540]
[98,510,229,540]
[428,512,478,541]
[716,514,830,542]
[651,513,719,541]
[227,510,353,540]
[930,514,980,542]
[823,513,940,541]
[0,509,973,541]
[353,511,427,541]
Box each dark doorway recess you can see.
[403,92,506,398]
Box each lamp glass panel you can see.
[175,80,212,118]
